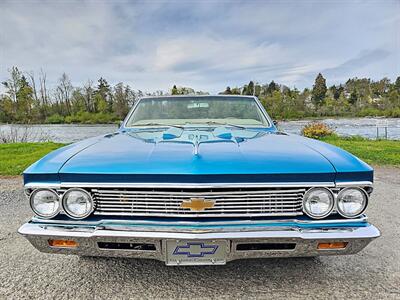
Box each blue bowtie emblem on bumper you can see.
[173,242,218,258]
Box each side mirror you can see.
[273,120,278,126]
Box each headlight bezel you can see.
[61,188,94,220]
[336,187,369,218]
[29,188,60,219]
[302,187,335,219]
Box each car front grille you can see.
[91,187,306,217]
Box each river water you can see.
[0,118,399,143]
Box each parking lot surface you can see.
[0,167,399,299]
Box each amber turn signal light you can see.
[317,242,348,250]
[48,239,78,248]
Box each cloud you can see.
[0,1,399,93]
[322,49,391,80]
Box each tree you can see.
[311,73,327,105]
[231,87,241,95]
[15,75,35,122]
[220,86,232,94]
[171,85,178,95]
[2,67,22,103]
[329,85,342,100]
[267,81,278,95]
[27,70,50,119]
[82,80,95,113]
[113,83,134,119]
[55,73,73,114]
[96,77,112,112]
[395,76,400,92]
[245,81,255,95]
[349,91,358,105]
[1,67,36,122]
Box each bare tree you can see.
[27,71,39,103]
[27,69,50,118]
[39,69,49,106]
[83,80,94,112]
[55,73,73,114]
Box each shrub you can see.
[357,108,385,117]
[389,107,400,118]
[64,111,117,124]
[45,114,65,124]
[0,126,53,143]
[301,122,335,139]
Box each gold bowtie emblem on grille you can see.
[181,198,215,211]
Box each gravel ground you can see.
[0,167,399,299]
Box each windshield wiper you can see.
[204,121,246,129]
[131,123,184,129]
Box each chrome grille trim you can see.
[91,187,306,217]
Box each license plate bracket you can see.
[165,240,228,266]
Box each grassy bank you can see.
[0,143,64,176]
[321,136,400,166]
[0,138,399,176]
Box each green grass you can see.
[321,136,400,167]
[0,138,399,176]
[0,143,65,176]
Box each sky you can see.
[0,0,399,94]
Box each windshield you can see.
[125,97,270,127]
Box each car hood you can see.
[24,128,373,184]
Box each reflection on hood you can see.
[125,126,269,155]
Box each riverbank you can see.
[0,138,399,176]
[320,136,400,166]
[0,143,63,176]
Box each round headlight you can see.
[303,187,334,219]
[62,188,93,219]
[30,189,60,218]
[337,188,368,218]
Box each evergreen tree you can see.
[96,77,112,112]
[222,86,232,94]
[171,85,178,95]
[97,77,110,99]
[267,81,278,95]
[246,81,255,95]
[311,73,327,105]
[395,76,400,92]
[349,91,358,105]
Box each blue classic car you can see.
[19,95,380,265]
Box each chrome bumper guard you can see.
[18,217,380,265]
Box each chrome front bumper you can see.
[18,217,380,265]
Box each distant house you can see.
[305,94,314,109]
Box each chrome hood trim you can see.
[24,181,373,190]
